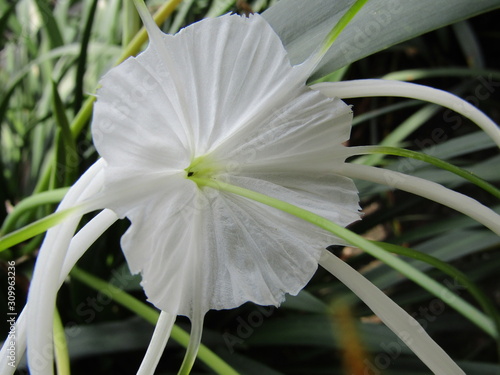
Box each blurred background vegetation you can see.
[0,0,499,374]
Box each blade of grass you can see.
[0,207,79,253]
[345,146,500,199]
[452,20,484,68]
[34,0,64,48]
[382,68,500,82]
[122,0,141,46]
[206,0,237,18]
[374,240,500,343]
[0,188,68,235]
[53,309,70,375]
[74,0,99,114]
[318,0,369,56]
[51,81,79,187]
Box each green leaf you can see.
[74,0,99,113]
[452,20,484,68]
[206,0,237,17]
[263,0,500,79]
[0,3,15,49]
[351,146,500,199]
[365,230,500,290]
[51,81,79,187]
[34,0,64,49]
[281,290,329,313]
[382,68,500,82]
[0,207,79,252]
[373,240,500,340]
[53,309,70,375]
[0,188,68,235]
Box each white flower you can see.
[92,12,360,319]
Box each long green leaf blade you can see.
[263,0,500,79]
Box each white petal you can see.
[122,175,357,318]
[177,315,204,374]
[204,191,326,310]
[128,13,313,156]
[211,88,353,173]
[93,57,191,171]
[224,174,360,229]
[120,184,206,317]
[91,12,360,320]
[90,170,190,219]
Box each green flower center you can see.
[185,155,219,180]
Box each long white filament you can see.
[176,206,205,375]
[0,309,27,374]
[60,209,119,280]
[137,311,176,375]
[27,160,107,375]
[312,79,500,149]
[0,209,118,374]
[337,163,500,235]
[319,249,465,375]
[177,315,205,375]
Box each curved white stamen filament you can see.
[60,209,119,278]
[337,163,500,235]
[0,309,27,374]
[319,249,465,375]
[27,161,107,375]
[177,210,205,375]
[312,79,500,149]
[0,209,118,374]
[137,311,176,375]
[177,315,205,375]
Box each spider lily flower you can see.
[2,1,500,375]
